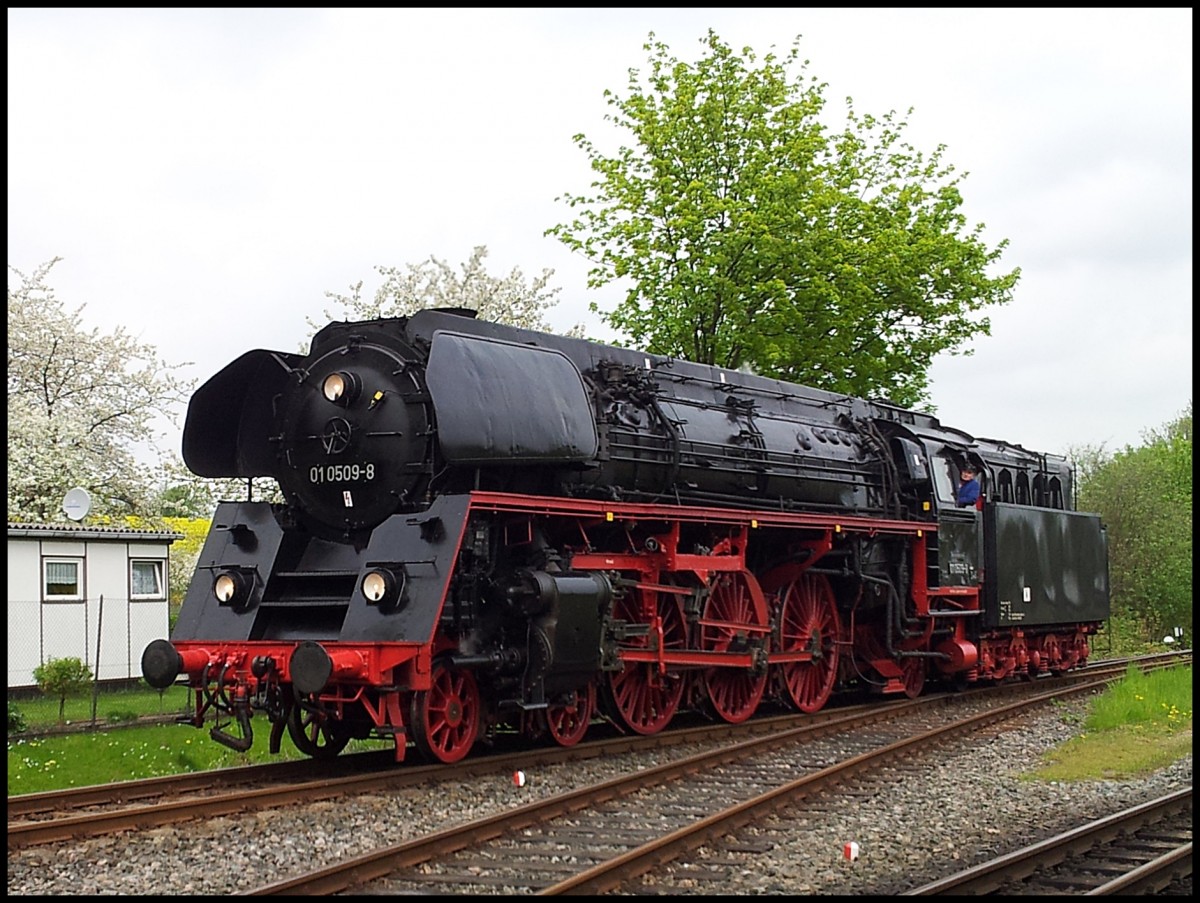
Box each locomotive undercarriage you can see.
[423,493,971,755]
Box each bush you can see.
[32,656,94,724]
[8,702,28,735]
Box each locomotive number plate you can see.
[309,462,377,484]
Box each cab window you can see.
[932,454,958,506]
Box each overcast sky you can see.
[8,8,1192,460]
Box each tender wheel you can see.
[1043,634,1066,673]
[286,702,350,759]
[542,682,596,747]
[603,582,687,735]
[773,572,841,714]
[409,662,481,764]
[700,570,769,723]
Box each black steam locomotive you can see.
[143,309,1110,763]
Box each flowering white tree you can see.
[313,244,584,337]
[7,258,193,521]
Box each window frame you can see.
[43,557,85,602]
[130,558,167,601]
[932,452,958,505]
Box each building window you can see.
[131,559,166,600]
[44,558,84,601]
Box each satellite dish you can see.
[62,487,92,522]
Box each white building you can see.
[7,522,183,689]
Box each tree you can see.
[7,258,193,521]
[547,30,1018,408]
[315,244,583,337]
[32,656,93,724]
[1074,402,1192,647]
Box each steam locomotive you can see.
[142,308,1110,764]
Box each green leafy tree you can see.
[1074,402,1192,646]
[152,458,279,518]
[316,244,583,337]
[157,482,220,520]
[547,30,1018,407]
[8,258,193,521]
[32,656,94,724]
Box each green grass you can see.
[1029,663,1193,781]
[1085,662,1192,732]
[6,683,307,795]
[6,723,310,794]
[8,663,1193,796]
[7,683,399,795]
[10,682,194,727]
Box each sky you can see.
[8,8,1193,461]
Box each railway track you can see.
[7,654,1180,852]
[3,700,902,849]
[243,677,1128,895]
[904,787,1192,894]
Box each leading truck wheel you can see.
[286,703,350,759]
[409,662,481,764]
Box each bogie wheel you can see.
[1043,634,1065,673]
[542,682,597,747]
[409,662,481,764]
[773,572,841,714]
[700,570,769,724]
[286,701,351,759]
[603,583,688,735]
[901,654,927,699]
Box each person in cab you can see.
[957,464,981,507]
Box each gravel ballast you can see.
[6,698,1191,895]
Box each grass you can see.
[7,682,398,795]
[9,682,194,727]
[1028,663,1193,781]
[6,723,309,794]
[5,683,310,795]
[7,662,1193,796]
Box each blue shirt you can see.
[957,477,981,507]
